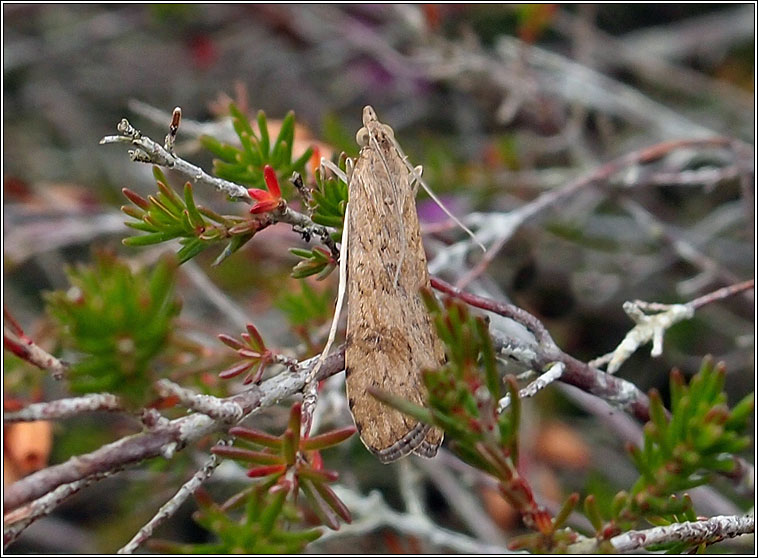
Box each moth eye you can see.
[380,124,394,139]
[356,126,369,147]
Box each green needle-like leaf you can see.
[257,110,270,160]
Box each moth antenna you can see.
[301,200,351,436]
[392,137,486,252]
[308,201,350,384]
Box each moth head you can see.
[355,123,394,148]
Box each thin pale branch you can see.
[690,279,754,309]
[454,137,748,289]
[100,118,251,202]
[314,485,509,554]
[117,453,222,554]
[3,470,119,549]
[155,379,244,423]
[4,393,123,422]
[498,362,565,412]
[609,513,754,552]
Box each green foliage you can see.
[121,167,263,265]
[289,153,349,280]
[621,359,751,520]
[289,247,337,280]
[213,403,354,530]
[200,104,313,190]
[310,153,349,234]
[371,293,564,542]
[153,484,322,554]
[579,357,753,552]
[275,281,333,328]
[44,252,181,407]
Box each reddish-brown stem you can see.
[689,279,754,309]
[431,277,652,423]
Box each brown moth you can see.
[344,105,445,463]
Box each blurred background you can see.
[3,4,754,553]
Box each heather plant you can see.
[4,6,753,554]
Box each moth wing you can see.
[345,117,444,463]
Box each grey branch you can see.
[117,453,222,554]
[155,379,244,423]
[3,470,118,549]
[497,362,565,413]
[100,118,252,202]
[314,485,511,554]
[4,393,123,422]
[609,513,754,553]
[3,349,345,512]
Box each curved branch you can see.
[431,277,652,422]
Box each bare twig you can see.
[100,118,252,202]
[690,279,755,309]
[600,301,694,374]
[155,379,244,424]
[452,137,748,289]
[591,279,755,373]
[620,197,747,296]
[4,393,123,422]
[313,486,509,554]
[4,309,68,380]
[3,470,119,549]
[117,452,223,554]
[163,107,181,154]
[3,348,345,512]
[608,513,754,553]
[497,362,565,412]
